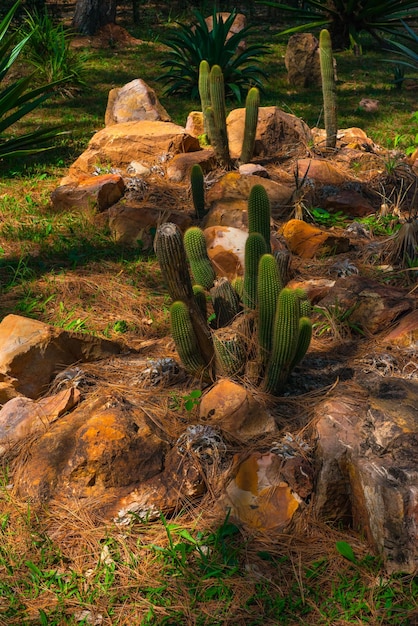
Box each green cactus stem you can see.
[154,222,194,303]
[257,254,283,367]
[190,163,206,220]
[248,184,272,253]
[198,60,211,141]
[290,316,312,370]
[264,287,300,395]
[231,276,244,302]
[155,222,214,368]
[183,226,216,290]
[210,277,241,328]
[209,65,232,168]
[243,232,268,311]
[319,28,337,150]
[274,247,292,286]
[240,87,260,164]
[193,284,207,318]
[170,301,210,381]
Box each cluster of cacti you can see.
[319,28,338,150]
[154,184,312,395]
[198,60,260,168]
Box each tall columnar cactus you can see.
[257,254,284,367]
[207,65,231,168]
[240,87,260,164]
[243,232,268,311]
[198,60,211,140]
[319,28,337,150]
[247,184,272,253]
[190,163,206,220]
[183,226,216,290]
[263,287,302,395]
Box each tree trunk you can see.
[72,0,118,36]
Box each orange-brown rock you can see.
[105,79,171,126]
[66,121,201,180]
[199,378,276,442]
[0,388,80,455]
[287,278,336,303]
[0,315,121,399]
[227,106,312,160]
[382,309,418,348]
[107,201,193,247]
[206,172,294,218]
[280,219,349,258]
[296,158,352,185]
[317,275,414,334]
[50,173,125,212]
[185,111,205,138]
[14,396,169,503]
[314,378,418,573]
[323,189,375,218]
[166,149,216,182]
[224,452,302,531]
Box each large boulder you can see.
[65,121,201,181]
[50,173,125,212]
[0,315,121,400]
[105,79,171,125]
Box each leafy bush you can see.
[0,1,66,159]
[159,7,269,102]
[20,8,87,95]
[260,0,418,51]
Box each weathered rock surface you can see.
[104,78,171,126]
[166,149,216,182]
[14,395,169,503]
[227,106,313,160]
[199,378,276,442]
[314,377,418,573]
[285,33,322,87]
[317,275,414,334]
[0,315,120,400]
[51,173,125,212]
[204,225,248,278]
[65,121,201,181]
[107,200,193,246]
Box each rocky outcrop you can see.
[285,33,322,88]
[105,78,171,125]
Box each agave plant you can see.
[159,7,269,102]
[384,21,418,77]
[0,1,66,159]
[260,0,418,51]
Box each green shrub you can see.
[20,8,87,95]
[159,7,269,102]
[260,0,418,51]
[0,1,66,159]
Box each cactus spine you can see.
[213,327,246,377]
[210,277,241,328]
[319,28,337,149]
[190,163,206,220]
[240,87,260,164]
[183,226,216,290]
[248,184,271,253]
